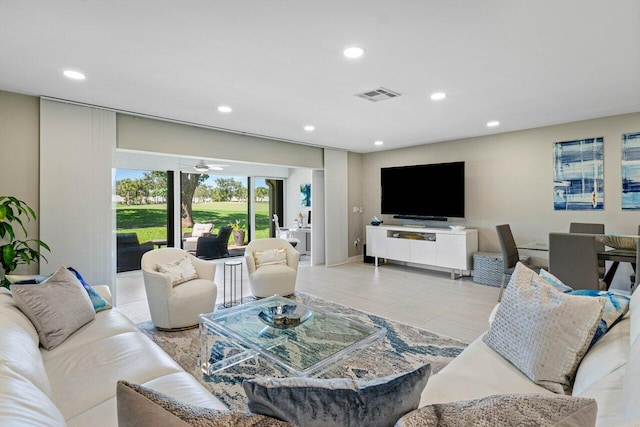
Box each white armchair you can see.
[141,248,217,330]
[245,238,299,298]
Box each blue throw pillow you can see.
[568,289,629,346]
[67,267,112,312]
[539,270,630,346]
[539,269,573,293]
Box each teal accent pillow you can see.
[67,267,112,312]
[539,269,573,293]
[243,364,431,427]
[569,289,629,346]
[539,269,630,346]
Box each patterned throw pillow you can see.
[253,248,288,269]
[156,256,199,286]
[394,393,598,427]
[539,268,630,346]
[116,380,292,427]
[483,262,605,394]
[243,364,431,427]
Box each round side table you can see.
[223,260,243,308]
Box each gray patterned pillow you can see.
[394,393,597,427]
[117,381,292,427]
[10,266,95,350]
[243,364,431,427]
[483,262,605,394]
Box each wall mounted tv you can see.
[381,161,465,220]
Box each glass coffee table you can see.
[199,295,387,377]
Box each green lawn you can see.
[116,201,271,244]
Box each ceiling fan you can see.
[193,160,226,173]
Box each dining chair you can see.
[548,232,606,291]
[496,224,543,301]
[569,222,606,276]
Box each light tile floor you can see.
[116,257,501,343]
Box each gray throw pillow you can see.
[394,393,598,427]
[482,263,605,394]
[243,363,431,427]
[10,266,96,350]
[117,380,292,427]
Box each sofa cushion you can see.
[573,316,629,396]
[243,364,431,427]
[191,223,213,238]
[396,393,597,427]
[419,335,550,407]
[575,365,626,427]
[45,330,184,420]
[0,305,51,396]
[117,380,291,427]
[483,263,604,394]
[0,366,67,427]
[11,266,96,350]
[156,255,199,286]
[622,321,640,425]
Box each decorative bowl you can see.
[258,304,312,329]
[371,220,382,226]
[596,234,638,250]
[449,226,466,231]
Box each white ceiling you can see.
[1,1,639,154]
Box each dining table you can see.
[517,236,638,289]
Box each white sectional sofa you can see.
[420,286,640,426]
[0,285,226,426]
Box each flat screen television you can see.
[381,161,465,219]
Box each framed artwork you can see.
[300,183,311,207]
[622,131,640,210]
[553,137,604,210]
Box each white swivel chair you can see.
[245,238,300,298]
[141,248,217,330]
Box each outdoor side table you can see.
[223,260,243,308]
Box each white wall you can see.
[40,100,116,296]
[285,169,312,228]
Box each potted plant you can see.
[0,196,50,289]
[230,219,246,246]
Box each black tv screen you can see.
[381,161,465,218]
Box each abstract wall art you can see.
[300,183,311,207]
[622,131,640,210]
[553,137,604,210]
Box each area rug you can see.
[136,291,467,411]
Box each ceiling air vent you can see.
[355,87,402,102]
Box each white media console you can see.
[366,225,478,279]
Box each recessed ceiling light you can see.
[63,70,85,80]
[343,47,364,59]
[487,121,500,127]
[304,125,315,132]
[217,105,232,113]
[430,92,446,101]
[374,140,384,146]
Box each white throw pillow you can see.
[191,223,213,237]
[156,256,199,286]
[254,248,287,269]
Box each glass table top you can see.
[199,295,387,377]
